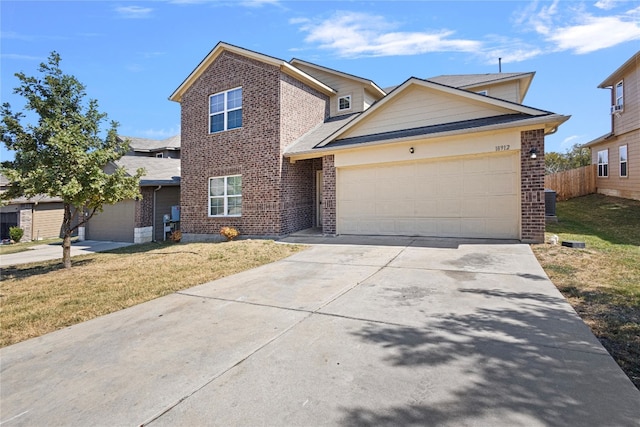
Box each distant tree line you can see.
[545,143,591,175]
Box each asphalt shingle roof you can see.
[115,156,181,186]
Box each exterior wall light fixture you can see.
[529,148,538,159]
[409,147,415,154]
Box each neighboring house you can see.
[0,174,65,241]
[169,42,569,243]
[119,135,181,159]
[85,156,181,243]
[584,51,639,201]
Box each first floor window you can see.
[338,95,351,111]
[598,149,608,177]
[620,145,628,177]
[209,175,242,216]
[209,87,242,133]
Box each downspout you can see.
[153,186,162,242]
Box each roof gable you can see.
[318,77,550,147]
[289,58,386,98]
[169,42,335,102]
[427,72,535,102]
[598,51,639,88]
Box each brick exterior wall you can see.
[321,155,336,235]
[179,50,327,239]
[520,129,545,243]
[279,74,328,234]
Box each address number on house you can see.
[495,145,510,151]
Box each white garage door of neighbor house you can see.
[337,153,520,239]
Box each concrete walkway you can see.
[0,240,133,267]
[1,237,638,426]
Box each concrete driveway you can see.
[0,240,133,268]
[1,237,639,426]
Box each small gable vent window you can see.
[209,87,242,133]
[338,95,351,111]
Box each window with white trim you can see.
[338,95,351,111]
[615,80,624,108]
[209,175,242,216]
[620,145,628,178]
[597,149,608,177]
[209,87,242,133]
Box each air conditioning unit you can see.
[611,104,624,114]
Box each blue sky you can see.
[1,0,639,162]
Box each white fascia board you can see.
[287,113,570,161]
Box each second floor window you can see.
[210,87,242,133]
[598,149,608,178]
[615,80,624,108]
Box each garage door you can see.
[337,153,519,239]
[86,200,135,242]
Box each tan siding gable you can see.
[340,85,515,139]
[473,81,521,103]
[292,63,368,116]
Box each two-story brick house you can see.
[170,42,569,243]
[584,51,639,201]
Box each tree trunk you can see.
[62,203,73,268]
[62,233,72,269]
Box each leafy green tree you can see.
[545,143,591,175]
[1,52,143,268]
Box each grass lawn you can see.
[532,194,640,390]
[0,239,304,347]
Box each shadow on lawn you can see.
[340,288,640,426]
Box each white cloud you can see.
[548,14,640,54]
[115,6,153,19]
[560,135,581,150]
[595,0,626,10]
[239,0,280,7]
[292,11,481,58]
[168,0,281,7]
[1,53,43,61]
[519,2,640,54]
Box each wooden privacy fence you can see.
[545,165,596,201]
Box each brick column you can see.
[322,155,336,235]
[521,129,545,243]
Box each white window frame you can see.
[208,175,242,217]
[597,149,609,178]
[338,95,352,111]
[209,87,242,133]
[620,145,628,178]
[615,80,624,108]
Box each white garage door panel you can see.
[337,153,519,239]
